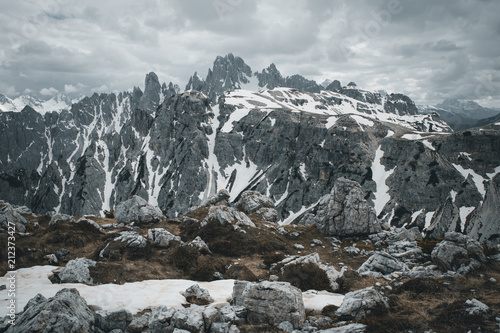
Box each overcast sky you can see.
[1,0,499,107]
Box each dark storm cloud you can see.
[0,0,499,107]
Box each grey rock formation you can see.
[235,191,278,223]
[255,63,284,90]
[59,258,96,285]
[1,54,499,241]
[335,287,389,320]
[325,80,342,91]
[205,206,255,227]
[465,174,500,245]
[426,196,461,239]
[431,232,486,272]
[0,202,27,233]
[189,236,211,254]
[115,195,163,225]
[231,281,305,329]
[49,213,75,226]
[148,306,176,332]
[6,289,95,333]
[139,72,162,113]
[95,308,133,332]
[298,178,381,237]
[186,53,253,102]
[357,252,406,277]
[182,284,214,305]
[113,231,148,249]
[170,306,206,333]
[148,228,181,248]
[278,253,344,291]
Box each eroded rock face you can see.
[335,287,388,320]
[298,178,381,237]
[6,289,95,333]
[431,232,486,272]
[231,281,305,329]
[465,174,500,246]
[426,196,461,239]
[115,195,164,225]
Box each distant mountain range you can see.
[418,99,500,131]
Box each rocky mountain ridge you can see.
[1,54,500,246]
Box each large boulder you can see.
[0,202,28,233]
[335,287,389,320]
[170,306,205,333]
[357,251,406,278]
[278,253,344,291]
[205,205,255,227]
[182,284,214,305]
[231,281,305,329]
[95,308,133,332]
[235,191,279,223]
[431,232,487,272]
[115,195,164,225]
[113,231,147,248]
[5,289,95,333]
[298,178,381,237]
[148,228,181,248]
[58,258,96,285]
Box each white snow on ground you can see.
[401,133,424,140]
[351,115,374,128]
[459,207,475,232]
[486,165,500,179]
[411,209,424,223]
[495,122,500,126]
[450,190,457,203]
[281,206,310,226]
[460,152,472,161]
[372,147,396,216]
[452,164,486,197]
[422,140,435,151]
[385,130,395,138]
[0,266,344,317]
[424,211,435,229]
[302,290,344,313]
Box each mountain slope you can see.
[1,55,500,244]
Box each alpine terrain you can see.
[1,54,499,333]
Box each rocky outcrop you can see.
[5,289,95,333]
[357,252,406,278]
[231,281,306,329]
[431,232,487,272]
[95,308,133,332]
[115,196,164,225]
[204,205,255,228]
[335,287,389,320]
[112,231,148,249]
[297,178,381,237]
[465,174,500,245]
[182,284,214,305]
[0,202,27,233]
[426,196,461,239]
[58,258,96,285]
[234,191,278,223]
[148,228,181,248]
